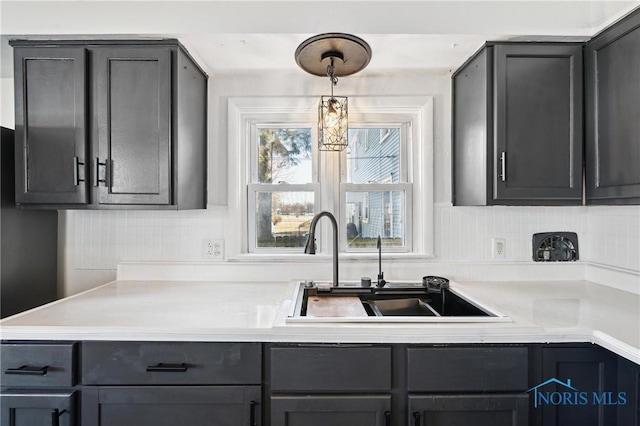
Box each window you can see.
[229,96,434,258]
[247,125,319,252]
[341,126,411,251]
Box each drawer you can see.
[407,346,528,392]
[82,341,261,385]
[270,344,392,392]
[1,343,76,387]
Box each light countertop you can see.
[1,279,638,364]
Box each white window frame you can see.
[226,96,434,260]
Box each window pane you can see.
[346,128,400,184]
[345,190,405,248]
[255,191,314,248]
[258,128,312,184]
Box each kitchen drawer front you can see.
[407,346,528,392]
[1,343,77,387]
[82,341,261,385]
[270,344,392,392]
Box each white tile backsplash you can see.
[65,204,640,295]
[71,204,595,268]
[434,205,588,262]
[586,206,640,272]
[72,209,226,270]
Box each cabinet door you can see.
[494,44,583,204]
[539,346,618,426]
[617,357,640,426]
[93,47,171,205]
[82,385,260,426]
[1,390,76,426]
[585,10,640,204]
[13,47,88,205]
[270,395,391,426]
[409,394,528,426]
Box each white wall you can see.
[0,71,637,296]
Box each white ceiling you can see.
[1,0,639,78]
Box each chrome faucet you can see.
[303,211,339,287]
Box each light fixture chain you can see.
[327,57,338,97]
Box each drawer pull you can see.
[146,363,188,372]
[250,400,257,426]
[5,365,49,375]
[413,411,421,426]
[51,409,60,426]
[384,410,391,426]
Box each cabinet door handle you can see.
[250,400,257,426]
[500,151,506,182]
[94,158,109,187]
[51,409,60,426]
[5,365,49,375]
[413,411,421,426]
[146,363,188,372]
[73,157,85,186]
[384,410,391,426]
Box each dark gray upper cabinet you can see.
[453,42,583,206]
[10,39,207,209]
[12,47,88,205]
[585,8,640,205]
[93,47,172,206]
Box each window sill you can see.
[226,252,435,263]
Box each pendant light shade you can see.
[295,33,372,151]
[318,95,348,151]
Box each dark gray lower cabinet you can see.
[409,394,529,426]
[0,390,76,426]
[617,358,640,426]
[0,343,78,426]
[81,341,262,426]
[536,345,618,426]
[82,386,260,426]
[268,344,533,426]
[407,346,529,426]
[270,395,391,426]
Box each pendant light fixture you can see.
[295,33,372,151]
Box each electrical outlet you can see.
[203,239,224,261]
[492,238,506,259]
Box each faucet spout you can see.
[377,235,386,287]
[304,211,339,287]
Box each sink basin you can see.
[286,281,510,323]
[365,298,438,316]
